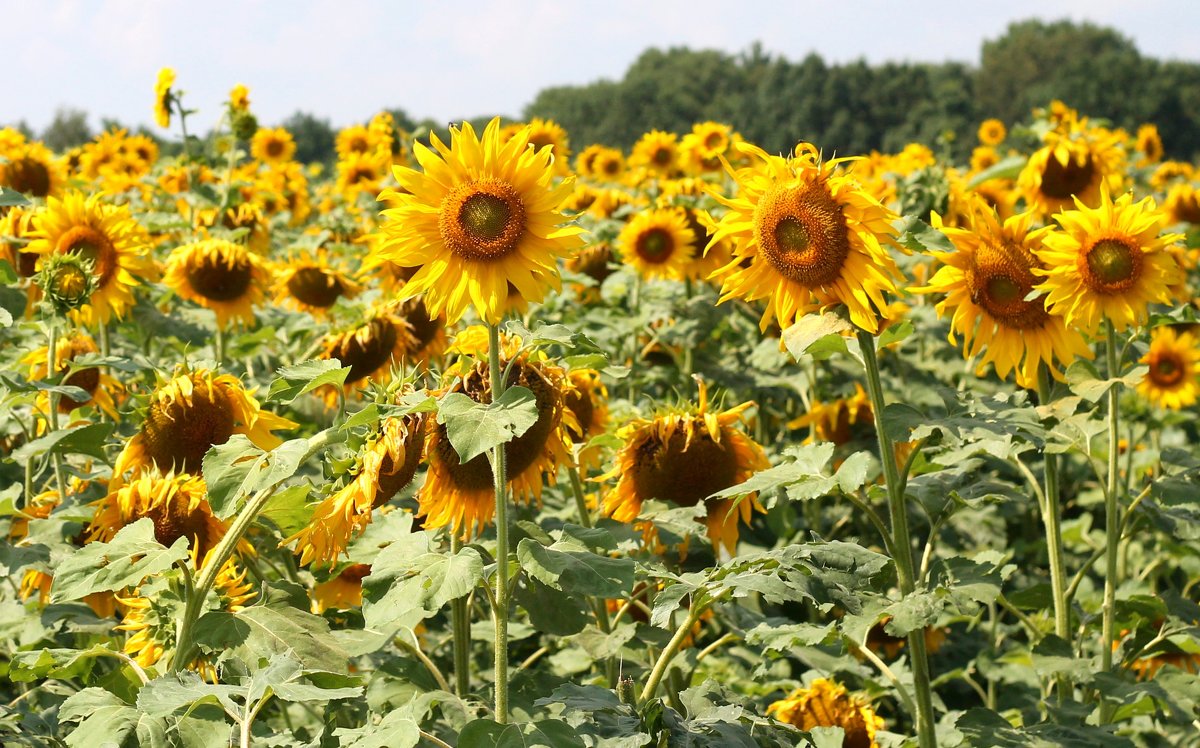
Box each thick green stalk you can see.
[568,467,618,687]
[1099,322,1122,722]
[487,322,511,723]
[1037,366,1072,703]
[214,324,226,366]
[450,534,471,697]
[45,323,67,500]
[855,330,937,748]
[640,605,702,703]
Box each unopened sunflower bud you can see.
[617,675,638,707]
[38,253,95,314]
[232,111,259,142]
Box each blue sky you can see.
[5,0,1197,134]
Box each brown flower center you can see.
[1149,351,1186,388]
[629,425,740,508]
[56,225,117,286]
[145,491,215,555]
[331,317,399,384]
[186,252,253,302]
[635,227,674,263]
[265,139,285,159]
[440,179,527,261]
[372,416,427,508]
[287,266,344,308]
[5,157,52,198]
[1083,238,1141,294]
[142,385,236,474]
[1040,152,1096,200]
[967,239,1050,330]
[755,179,851,287]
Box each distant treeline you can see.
[13,19,1200,165]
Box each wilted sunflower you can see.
[0,141,65,198]
[1034,186,1184,334]
[111,368,295,487]
[320,305,417,400]
[977,119,1006,146]
[601,381,769,555]
[1137,326,1199,410]
[708,142,901,333]
[767,678,884,748]
[418,327,574,538]
[912,206,1093,387]
[251,127,297,165]
[22,332,121,417]
[285,413,426,568]
[618,208,695,280]
[164,239,272,328]
[26,191,156,325]
[311,563,372,613]
[375,118,584,324]
[563,368,609,472]
[153,68,175,128]
[273,249,362,316]
[1018,119,1125,218]
[630,130,680,176]
[788,383,872,445]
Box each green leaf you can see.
[202,433,317,519]
[1065,359,1147,403]
[50,518,189,602]
[334,710,421,748]
[136,671,241,718]
[895,215,955,253]
[7,643,128,683]
[745,621,836,657]
[877,318,914,348]
[0,187,31,207]
[457,719,586,748]
[967,155,1027,187]
[711,443,836,502]
[505,319,578,348]
[438,386,538,464]
[11,422,115,462]
[257,484,313,537]
[362,545,484,632]
[516,577,590,636]
[267,359,351,404]
[517,538,634,598]
[0,258,17,284]
[59,688,168,748]
[781,312,853,362]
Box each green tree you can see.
[281,111,336,165]
[41,108,93,151]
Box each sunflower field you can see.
[3,73,1200,748]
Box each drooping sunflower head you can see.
[767,678,885,748]
[563,368,610,472]
[1018,123,1125,218]
[977,118,1006,146]
[112,367,296,486]
[601,382,769,555]
[320,305,418,398]
[419,332,573,538]
[0,141,65,199]
[617,207,695,281]
[285,409,427,569]
[708,142,902,333]
[273,249,362,316]
[375,117,585,324]
[1138,326,1199,410]
[153,68,175,128]
[912,205,1093,387]
[164,238,271,329]
[630,130,680,176]
[21,332,120,417]
[26,191,156,325]
[1034,186,1185,334]
[251,127,297,165]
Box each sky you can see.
[4,0,1198,134]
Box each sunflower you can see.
[707,142,901,333]
[1034,186,1184,335]
[574,144,606,178]
[1136,124,1163,166]
[26,191,157,325]
[312,563,372,613]
[111,367,296,487]
[395,297,449,364]
[153,68,175,128]
[618,208,695,280]
[0,204,39,279]
[335,124,383,160]
[374,118,584,324]
[336,149,392,202]
[273,249,362,316]
[1137,326,1199,410]
[912,206,1093,388]
[523,118,571,176]
[678,206,731,281]
[565,241,615,300]
[630,130,680,176]
[22,332,121,418]
[563,368,609,472]
[977,119,1006,146]
[865,617,948,660]
[284,413,426,568]
[1165,183,1200,225]
[589,147,626,183]
[320,305,417,399]
[767,678,884,748]
[600,382,769,555]
[683,121,732,162]
[229,83,250,112]
[164,239,272,329]
[1018,121,1125,218]
[788,383,872,445]
[418,327,574,538]
[970,146,1000,174]
[0,141,65,198]
[1151,161,1194,191]
[251,127,297,165]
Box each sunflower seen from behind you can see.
[164,238,272,329]
[153,68,175,128]
[375,117,583,325]
[601,381,769,556]
[707,142,901,333]
[911,204,1092,388]
[27,191,157,325]
[1138,326,1199,410]
[1034,186,1184,335]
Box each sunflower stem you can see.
[1037,365,1072,704]
[214,323,225,366]
[450,533,471,697]
[568,466,618,687]
[45,322,67,501]
[640,601,703,703]
[855,329,937,748]
[487,321,511,723]
[1099,321,1123,723]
